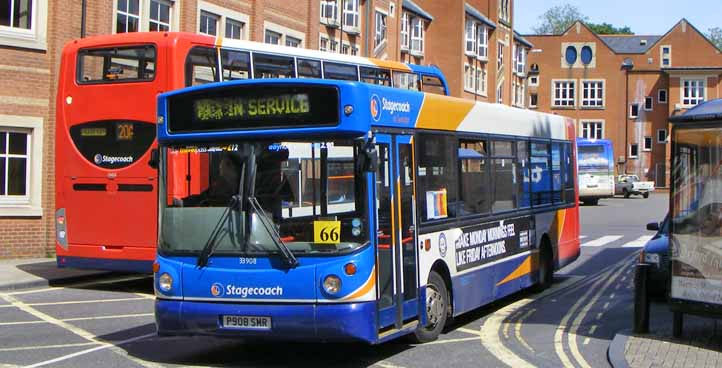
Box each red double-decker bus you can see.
[55,32,450,272]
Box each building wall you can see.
[0,0,521,259]
[526,20,722,185]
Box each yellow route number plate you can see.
[314,220,341,244]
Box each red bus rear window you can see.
[77,45,156,84]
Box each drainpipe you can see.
[340,0,345,54]
[364,0,372,56]
[622,58,634,174]
[81,0,87,38]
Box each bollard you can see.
[634,263,651,334]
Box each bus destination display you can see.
[168,85,339,132]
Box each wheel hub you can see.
[426,286,445,327]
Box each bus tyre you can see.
[413,271,448,343]
[643,192,649,199]
[585,199,598,206]
[533,246,554,293]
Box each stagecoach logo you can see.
[439,233,448,257]
[93,153,134,165]
[211,283,225,297]
[370,94,382,122]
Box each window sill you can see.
[580,106,605,110]
[464,50,476,58]
[410,50,424,58]
[644,108,653,112]
[320,19,340,28]
[0,29,47,51]
[529,105,538,109]
[344,27,361,35]
[477,56,488,62]
[552,105,576,110]
[0,205,43,218]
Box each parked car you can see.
[640,214,670,298]
[615,175,655,198]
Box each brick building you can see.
[0,0,526,259]
[525,20,722,186]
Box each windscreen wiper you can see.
[196,195,242,268]
[247,196,298,268]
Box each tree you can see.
[587,22,633,35]
[708,27,722,50]
[532,4,588,35]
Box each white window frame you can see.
[264,21,305,48]
[552,79,576,108]
[681,78,706,107]
[464,18,476,56]
[410,16,424,56]
[320,0,340,26]
[496,83,503,104]
[516,47,526,75]
[629,143,639,159]
[116,0,142,33]
[285,36,302,48]
[580,121,604,139]
[0,115,43,217]
[529,75,539,87]
[224,18,245,40]
[644,96,653,111]
[113,0,180,35]
[198,10,219,36]
[476,64,487,96]
[643,136,653,152]
[477,24,488,60]
[657,129,668,144]
[0,0,48,50]
[499,0,510,23]
[529,93,538,108]
[497,41,504,71]
[660,45,672,68]
[197,2,249,40]
[658,89,668,104]
[319,34,330,52]
[148,0,172,32]
[400,11,409,51]
[374,9,387,50]
[343,0,360,31]
[463,63,474,92]
[629,103,639,118]
[581,80,604,108]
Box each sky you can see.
[514,0,720,35]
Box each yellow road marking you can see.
[610,293,616,299]
[596,313,603,320]
[0,320,47,326]
[566,262,628,368]
[27,297,147,306]
[420,337,480,345]
[0,342,98,352]
[63,313,154,322]
[554,269,611,368]
[589,325,598,334]
[603,302,610,309]
[25,332,157,368]
[6,276,150,296]
[583,337,591,345]
[374,361,406,368]
[457,327,482,336]
[514,308,537,353]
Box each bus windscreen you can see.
[168,85,339,133]
[577,145,610,169]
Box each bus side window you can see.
[392,71,420,91]
[185,46,219,87]
[563,143,575,204]
[297,58,322,79]
[417,134,458,221]
[421,75,446,95]
[323,62,358,81]
[221,49,251,81]
[360,67,391,86]
[253,53,295,78]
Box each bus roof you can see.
[157,78,572,144]
[62,31,214,51]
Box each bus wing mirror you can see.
[362,145,378,173]
[149,148,159,169]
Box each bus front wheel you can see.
[413,271,448,343]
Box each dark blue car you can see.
[641,214,669,297]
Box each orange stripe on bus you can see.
[369,58,412,72]
[328,175,354,180]
[495,256,532,287]
[344,267,376,300]
[416,94,475,130]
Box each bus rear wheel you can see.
[413,271,448,343]
[533,244,554,292]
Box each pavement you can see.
[0,257,116,291]
[609,299,722,368]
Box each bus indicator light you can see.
[344,263,357,276]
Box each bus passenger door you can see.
[375,134,419,337]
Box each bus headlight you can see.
[158,273,173,292]
[323,275,341,295]
[644,253,660,265]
